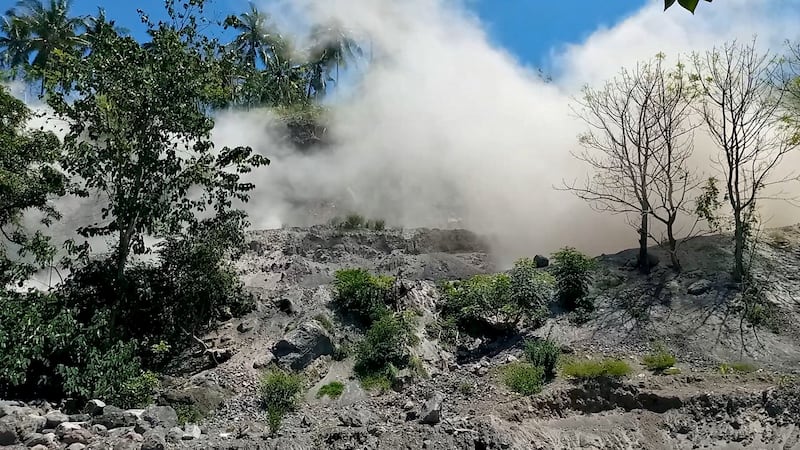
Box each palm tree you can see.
[0,15,31,77]
[306,24,362,98]
[1,0,87,92]
[225,2,289,70]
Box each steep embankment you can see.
[2,225,799,449]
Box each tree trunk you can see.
[667,221,681,272]
[733,213,745,283]
[638,211,650,274]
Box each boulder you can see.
[67,443,87,450]
[16,413,47,438]
[45,410,70,428]
[84,400,106,416]
[252,352,275,369]
[534,255,549,268]
[419,391,444,425]
[688,279,713,295]
[167,427,184,443]
[337,409,372,428]
[142,429,167,450]
[182,423,202,440]
[94,406,137,429]
[272,321,334,370]
[141,406,178,430]
[31,445,49,450]
[56,422,85,437]
[62,428,93,445]
[0,417,18,445]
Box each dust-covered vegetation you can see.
[562,358,633,380]
[260,369,304,433]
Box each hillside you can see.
[3,225,800,450]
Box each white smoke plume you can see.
[9,0,800,273]
[207,0,800,265]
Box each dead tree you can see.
[691,39,798,282]
[564,55,697,274]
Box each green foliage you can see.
[260,369,303,433]
[342,214,366,230]
[664,0,712,14]
[315,381,345,399]
[45,1,269,277]
[354,314,414,378]
[719,362,758,374]
[0,85,66,286]
[551,247,596,311]
[333,268,394,325]
[502,362,544,396]
[457,381,474,395]
[524,339,560,380]
[642,344,677,373]
[695,177,723,232]
[174,403,205,426]
[440,258,554,337]
[358,374,392,392]
[562,358,632,379]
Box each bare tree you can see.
[691,39,798,282]
[564,55,700,273]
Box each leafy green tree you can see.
[0,84,66,287]
[224,2,290,70]
[1,0,87,91]
[665,0,712,13]
[551,247,596,310]
[306,24,362,98]
[45,0,269,282]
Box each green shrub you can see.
[314,314,335,334]
[457,381,474,395]
[551,247,596,311]
[260,369,303,433]
[642,344,677,373]
[333,268,395,325]
[562,358,632,379]
[342,214,366,229]
[371,219,386,231]
[524,339,560,380]
[359,374,392,392]
[502,362,544,395]
[719,362,758,374]
[440,258,554,338]
[173,403,205,425]
[509,258,555,327]
[316,381,345,399]
[354,314,414,377]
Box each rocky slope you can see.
[3,225,800,449]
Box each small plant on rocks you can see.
[562,358,632,380]
[333,268,395,325]
[643,343,677,373]
[502,362,545,395]
[316,381,345,399]
[260,369,303,433]
[524,339,560,380]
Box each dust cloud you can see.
[8,0,800,272]
[208,0,800,265]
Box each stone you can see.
[45,410,70,428]
[141,406,178,430]
[0,417,18,445]
[56,421,85,437]
[91,424,108,436]
[477,366,489,377]
[167,426,184,443]
[419,391,444,425]
[17,413,47,438]
[534,255,549,268]
[391,369,415,391]
[237,320,255,333]
[688,279,713,295]
[67,443,87,450]
[252,352,275,369]
[84,400,106,416]
[24,431,56,447]
[94,406,137,429]
[142,429,167,450]
[31,445,49,450]
[62,428,93,445]
[337,409,372,428]
[276,298,296,315]
[69,413,92,423]
[272,321,334,370]
[182,423,202,440]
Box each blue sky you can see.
[2,0,649,69]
